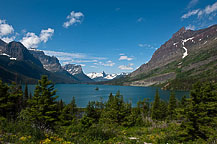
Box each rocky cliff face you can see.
[29,49,63,72]
[111,24,217,90]
[132,25,217,78]
[0,41,43,67]
[0,40,78,84]
[63,64,93,82]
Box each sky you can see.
[0,0,217,74]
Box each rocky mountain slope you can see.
[109,24,217,90]
[63,64,93,82]
[0,39,78,84]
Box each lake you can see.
[26,84,189,107]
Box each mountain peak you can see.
[172,27,186,38]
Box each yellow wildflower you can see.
[19,136,27,141]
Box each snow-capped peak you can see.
[86,71,129,81]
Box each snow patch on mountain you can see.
[182,37,194,59]
[87,72,128,81]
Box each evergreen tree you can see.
[27,75,58,130]
[100,91,132,126]
[0,80,10,118]
[151,89,161,120]
[23,83,29,107]
[180,95,187,108]
[8,83,23,120]
[168,91,177,120]
[180,82,217,141]
[159,100,168,120]
[59,97,78,126]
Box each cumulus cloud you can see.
[40,28,54,43]
[181,9,200,19]
[0,19,14,37]
[1,36,16,43]
[186,24,196,30]
[119,55,133,61]
[63,11,84,28]
[118,63,134,70]
[94,60,115,67]
[20,28,54,48]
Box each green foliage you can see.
[59,96,78,126]
[151,89,161,120]
[26,75,59,130]
[168,91,177,120]
[0,81,23,120]
[100,91,132,126]
[0,77,216,143]
[0,80,10,118]
[180,82,217,141]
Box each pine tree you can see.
[180,82,217,141]
[100,91,131,126]
[23,83,29,107]
[27,75,58,130]
[151,89,161,120]
[0,80,10,118]
[8,83,23,120]
[180,95,187,108]
[168,91,177,120]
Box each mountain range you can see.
[108,24,217,90]
[0,39,124,84]
[86,71,128,82]
[0,24,216,89]
[0,40,86,84]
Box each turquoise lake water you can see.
[27,84,189,107]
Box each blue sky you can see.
[0,0,217,74]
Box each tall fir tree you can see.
[23,83,29,107]
[168,91,177,120]
[8,83,23,120]
[0,80,10,118]
[180,82,217,141]
[151,89,161,120]
[100,91,131,126]
[27,75,58,130]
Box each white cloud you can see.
[138,43,155,49]
[118,64,133,70]
[181,9,200,19]
[182,2,217,19]
[115,8,120,11]
[63,11,84,28]
[0,19,14,37]
[186,24,196,30]
[43,50,86,59]
[94,60,115,67]
[90,65,98,68]
[40,28,54,43]
[187,0,199,9]
[1,36,16,43]
[80,64,86,67]
[43,50,106,65]
[20,28,54,48]
[119,53,125,55]
[204,2,217,14]
[137,17,144,22]
[119,55,133,61]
